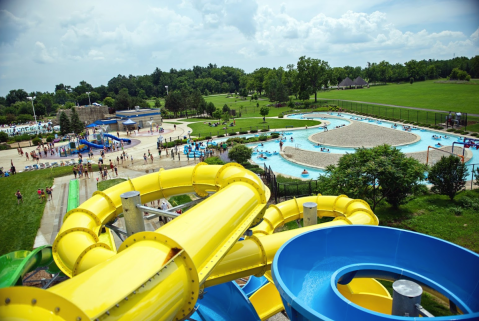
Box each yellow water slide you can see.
[0,164,386,321]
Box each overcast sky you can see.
[0,0,478,96]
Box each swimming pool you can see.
[213,112,479,180]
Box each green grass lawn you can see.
[315,80,479,114]
[0,167,75,256]
[187,118,320,137]
[97,178,127,191]
[162,121,183,125]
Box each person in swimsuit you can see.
[15,190,23,204]
[46,186,52,201]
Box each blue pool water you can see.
[213,112,479,180]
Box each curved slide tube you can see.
[103,133,131,144]
[79,139,104,149]
[0,166,379,321]
[273,226,479,320]
[0,246,55,289]
[0,164,270,321]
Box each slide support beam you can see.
[121,191,145,236]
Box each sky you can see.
[0,0,478,96]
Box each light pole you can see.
[165,86,168,95]
[86,92,91,106]
[26,96,37,123]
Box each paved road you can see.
[327,99,479,117]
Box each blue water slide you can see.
[79,139,104,149]
[241,276,269,297]
[103,133,131,144]
[272,225,479,321]
[190,281,260,321]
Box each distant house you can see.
[338,76,368,89]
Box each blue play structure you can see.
[103,133,131,144]
[79,139,104,149]
[272,226,479,321]
[452,138,479,156]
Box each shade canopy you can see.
[122,119,136,125]
[353,76,368,86]
[338,77,354,87]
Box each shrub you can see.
[0,144,9,150]
[450,207,463,216]
[271,133,280,138]
[32,137,42,145]
[250,129,258,133]
[261,129,269,132]
[205,136,212,140]
[246,137,259,142]
[278,114,284,118]
[428,155,468,200]
[203,156,225,165]
[446,129,454,132]
[239,131,248,134]
[46,135,54,143]
[259,135,267,141]
[0,132,8,142]
[471,133,478,137]
[228,132,237,136]
[453,129,462,133]
[217,134,224,138]
[228,144,253,164]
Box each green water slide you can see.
[0,245,58,289]
[0,180,80,289]
[67,179,80,212]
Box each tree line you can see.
[0,55,478,124]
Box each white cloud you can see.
[0,10,32,44]
[32,41,55,64]
[471,27,479,43]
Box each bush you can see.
[261,129,269,132]
[471,133,478,137]
[228,132,237,136]
[228,144,253,164]
[217,134,224,138]
[428,155,468,200]
[0,144,9,150]
[205,136,212,140]
[239,131,248,134]
[278,114,284,118]
[203,156,225,165]
[14,136,23,142]
[446,129,454,132]
[271,133,280,138]
[258,135,268,141]
[32,137,42,145]
[46,135,54,143]
[0,132,8,143]
[250,129,258,133]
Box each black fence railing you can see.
[263,164,319,203]
[466,163,479,190]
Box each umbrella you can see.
[122,119,136,125]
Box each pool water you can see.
[213,112,479,180]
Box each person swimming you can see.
[302,169,308,175]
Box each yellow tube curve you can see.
[0,165,380,321]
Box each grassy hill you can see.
[315,80,479,114]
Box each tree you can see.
[222,104,230,113]
[260,107,270,121]
[103,97,115,107]
[59,111,71,135]
[6,89,28,106]
[206,102,216,117]
[212,108,223,121]
[164,90,183,117]
[70,108,84,134]
[228,144,253,164]
[410,77,414,85]
[297,56,330,102]
[114,88,130,111]
[428,155,468,200]
[154,98,162,108]
[317,145,426,210]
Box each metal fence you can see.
[335,100,469,130]
[466,163,479,190]
[263,164,319,203]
